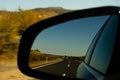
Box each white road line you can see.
[32,60,64,69]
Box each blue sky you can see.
[0,0,120,11]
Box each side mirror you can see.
[17,6,120,80]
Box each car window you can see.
[90,15,119,74]
[85,15,111,64]
[85,27,103,64]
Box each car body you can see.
[18,6,120,80]
[77,14,120,80]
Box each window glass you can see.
[90,15,118,74]
[85,30,101,63]
[85,16,110,64]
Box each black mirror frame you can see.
[17,6,120,80]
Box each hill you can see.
[33,7,72,14]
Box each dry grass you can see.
[0,52,37,80]
[29,58,63,68]
[29,50,64,68]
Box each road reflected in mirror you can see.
[29,15,110,78]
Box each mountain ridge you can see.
[0,7,72,14]
[32,7,72,14]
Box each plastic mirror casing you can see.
[17,6,120,80]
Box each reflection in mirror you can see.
[29,15,110,78]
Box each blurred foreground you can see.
[0,7,70,80]
[0,51,37,80]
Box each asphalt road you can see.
[33,59,81,78]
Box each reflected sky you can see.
[32,15,110,56]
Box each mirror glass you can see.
[29,15,110,78]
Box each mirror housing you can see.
[17,6,120,80]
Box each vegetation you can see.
[66,56,85,61]
[0,8,59,53]
[0,7,72,80]
[29,49,63,67]
[29,49,62,61]
[29,49,85,67]
[33,7,71,14]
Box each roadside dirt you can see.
[0,53,37,80]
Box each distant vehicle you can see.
[18,6,120,80]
